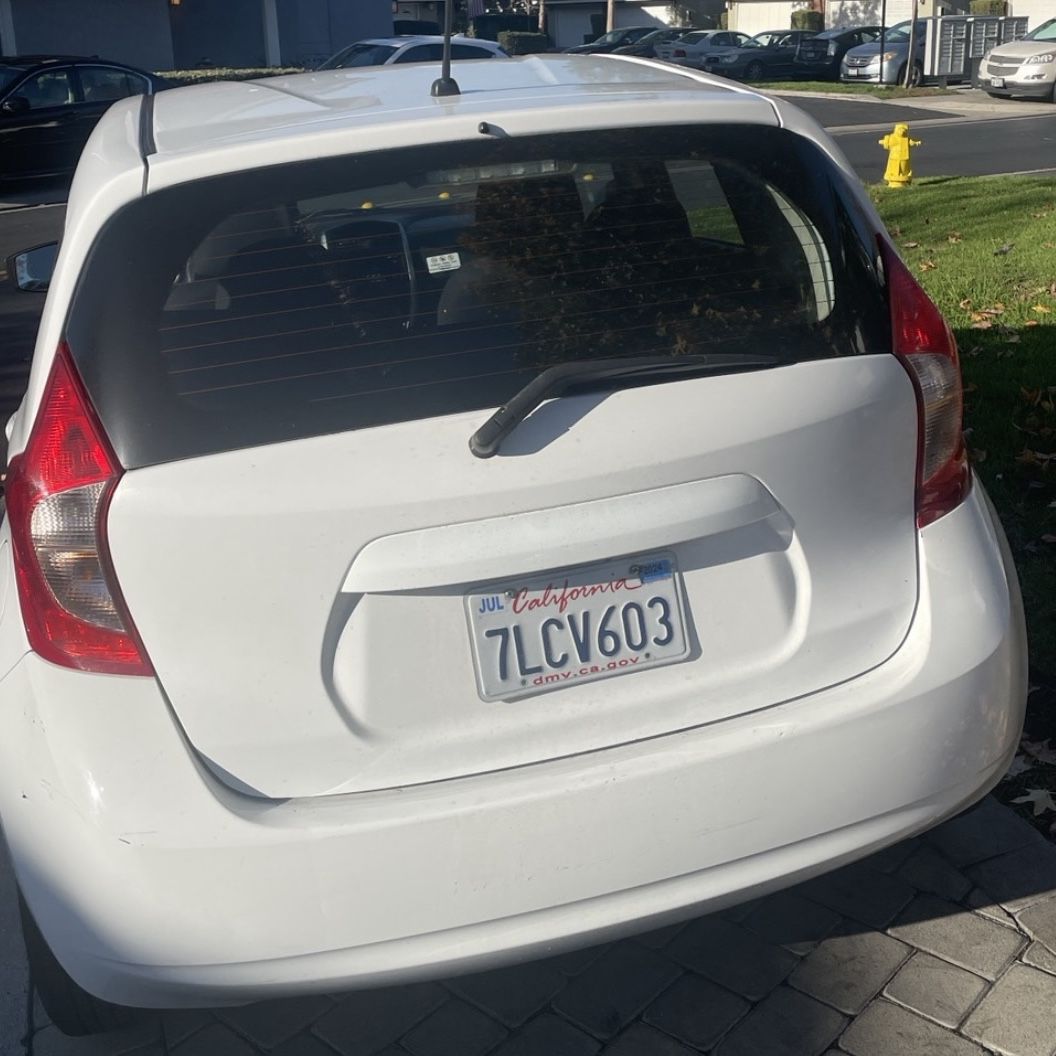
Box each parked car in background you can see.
[794,25,882,81]
[980,17,1056,101]
[611,27,693,58]
[1,52,1026,1036]
[655,30,752,69]
[564,26,655,54]
[701,29,819,81]
[319,35,506,70]
[0,55,166,184]
[841,21,926,86]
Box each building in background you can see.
[0,0,393,71]
[545,0,724,48]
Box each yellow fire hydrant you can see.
[879,123,921,188]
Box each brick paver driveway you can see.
[5,796,1056,1056]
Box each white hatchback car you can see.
[1,53,1026,1035]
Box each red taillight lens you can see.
[4,345,153,675]
[880,239,970,529]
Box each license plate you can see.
[466,553,690,701]
[991,77,1005,88]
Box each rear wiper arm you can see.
[469,353,781,459]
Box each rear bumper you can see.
[0,482,1027,1008]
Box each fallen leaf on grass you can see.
[1022,739,1056,764]
[1026,320,1040,328]
[959,298,973,311]
[971,320,993,330]
[994,243,1015,256]
[997,349,1015,359]
[1042,534,1056,545]
[1032,211,1050,219]
[947,233,962,244]
[1034,305,1052,314]
[919,260,937,272]
[1005,754,1035,778]
[1013,789,1056,816]
[903,240,919,249]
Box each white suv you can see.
[1,54,1026,1034]
[982,17,1056,101]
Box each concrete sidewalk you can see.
[5,796,1056,1056]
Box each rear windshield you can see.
[319,43,398,69]
[66,125,889,469]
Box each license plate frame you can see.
[465,552,690,702]
[991,76,1005,88]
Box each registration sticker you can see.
[427,252,461,274]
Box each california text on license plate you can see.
[466,553,690,701]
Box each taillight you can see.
[4,344,153,675]
[879,239,970,529]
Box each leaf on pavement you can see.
[1005,754,1035,778]
[1022,738,1056,764]
[1012,789,1056,816]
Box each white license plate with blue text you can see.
[466,553,690,701]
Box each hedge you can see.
[497,31,553,55]
[156,67,305,87]
[791,10,825,31]
[969,0,1006,13]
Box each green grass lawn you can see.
[872,176,1056,677]
[763,80,954,97]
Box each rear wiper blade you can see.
[469,353,781,459]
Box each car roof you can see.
[354,35,499,47]
[146,55,774,167]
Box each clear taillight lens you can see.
[879,240,971,529]
[4,344,153,675]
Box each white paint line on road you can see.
[831,112,1056,136]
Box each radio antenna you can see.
[431,0,461,97]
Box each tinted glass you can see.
[79,66,147,103]
[1026,18,1056,41]
[0,68,23,92]
[67,126,889,469]
[322,43,398,69]
[395,44,444,63]
[450,44,494,60]
[18,69,74,109]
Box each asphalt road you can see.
[774,94,1056,184]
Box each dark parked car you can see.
[611,27,693,58]
[565,26,656,54]
[702,29,819,82]
[794,25,882,80]
[0,56,166,184]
